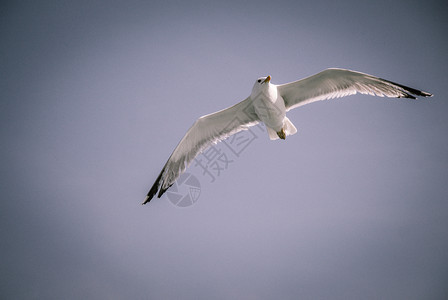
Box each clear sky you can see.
[1,0,447,299]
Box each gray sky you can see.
[1,0,447,299]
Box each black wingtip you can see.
[401,90,432,99]
[382,78,432,99]
[142,167,166,205]
[157,183,173,199]
[401,94,417,100]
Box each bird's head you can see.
[251,75,271,98]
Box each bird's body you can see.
[143,68,432,204]
[252,76,284,132]
[251,75,296,140]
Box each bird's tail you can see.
[283,117,297,136]
[266,117,298,140]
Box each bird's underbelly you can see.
[252,95,286,131]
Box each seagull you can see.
[143,68,431,204]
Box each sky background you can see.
[1,0,448,299]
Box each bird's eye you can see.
[257,79,261,83]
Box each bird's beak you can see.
[262,75,271,84]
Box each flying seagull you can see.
[143,68,431,204]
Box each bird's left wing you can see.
[143,96,259,204]
[278,68,432,111]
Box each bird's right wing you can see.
[143,96,259,204]
[278,68,432,111]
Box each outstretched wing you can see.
[143,97,259,204]
[278,68,432,111]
